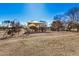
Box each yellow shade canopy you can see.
[28,24,36,27]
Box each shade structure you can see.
[28,23,36,27]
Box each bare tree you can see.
[65,7,79,31]
[51,15,65,31]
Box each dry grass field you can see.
[0,31,79,56]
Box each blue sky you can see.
[0,3,79,25]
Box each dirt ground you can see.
[0,31,79,56]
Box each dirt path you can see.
[0,32,78,46]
